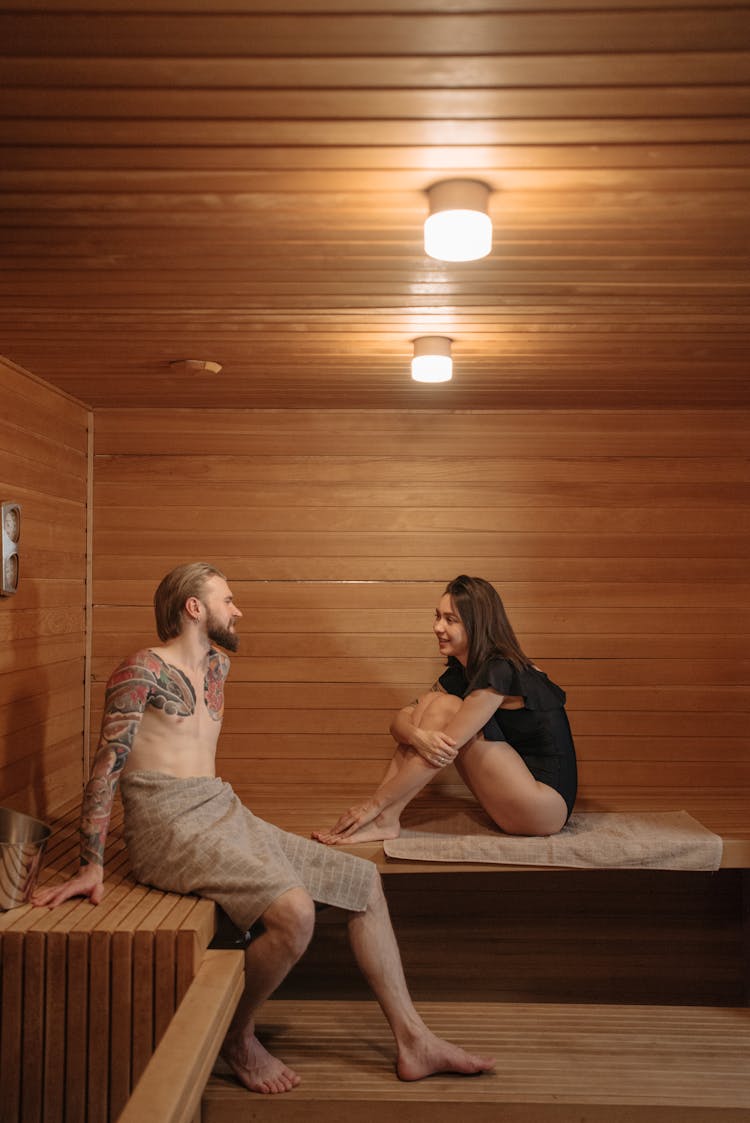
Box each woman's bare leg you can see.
[313,693,462,845]
[364,693,464,835]
[454,737,568,836]
[347,692,447,805]
[315,692,568,843]
[370,722,569,841]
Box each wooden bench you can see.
[3,785,749,1122]
[0,797,225,1123]
[246,783,750,871]
[198,783,750,1122]
[127,782,750,1121]
[248,785,750,1007]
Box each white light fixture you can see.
[411,336,453,383]
[424,179,492,262]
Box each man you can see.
[33,562,494,1094]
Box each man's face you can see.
[201,575,242,652]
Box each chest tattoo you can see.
[149,661,196,717]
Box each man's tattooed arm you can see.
[80,651,193,867]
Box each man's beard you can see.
[206,611,239,652]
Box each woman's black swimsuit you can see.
[439,658,578,819]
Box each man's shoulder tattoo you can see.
[107,650,195,718]
[204,650,228,722]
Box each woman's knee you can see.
[262,886,316,958]
[415,691,463,728]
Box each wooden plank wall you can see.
[91,407,749,811]
[0,356,89,815]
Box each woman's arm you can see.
[437,689,505,747]
[390,686,461,763]
[392,687,503,765]
[380,689,503,805]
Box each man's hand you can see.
[31,863,104,909]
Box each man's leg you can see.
[221,887,315,1094]
[347,874,495,1080]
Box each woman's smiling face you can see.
[433,594,469,665]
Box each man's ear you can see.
[185,594,202,622]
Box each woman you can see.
[313,575,577,846]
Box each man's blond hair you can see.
[153,562,226,641]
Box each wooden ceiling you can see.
[1,1,749,410]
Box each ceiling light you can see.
[424,179,492,262]
[411,336,453,383]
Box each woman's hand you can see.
[312,798,384,845]
[31,863,105,909]
[410,728,458,768]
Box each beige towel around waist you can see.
[383,808,723,871]
[120,770,377,930]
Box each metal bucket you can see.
[0,806,51,910]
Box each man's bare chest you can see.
[146,652,225,724]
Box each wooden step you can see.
[119,949,244,1123]
[202,999,750,1123]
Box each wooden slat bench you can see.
[3,785,749,1122]
[196,784,750,1122]
[0,798,220,1123]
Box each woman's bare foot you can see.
[396,1030,495,1082]
[313,810,402,846]
[220,1034,301,1094]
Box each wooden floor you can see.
[201,999,750,1123]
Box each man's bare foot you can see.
[396,1030,495,1082]
[220,1034,301,1094]
[312,812,401,846]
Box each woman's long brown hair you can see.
[444,574,531,682]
